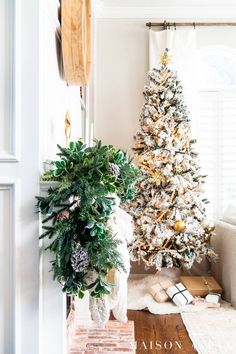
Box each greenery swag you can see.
[36,140,138,298]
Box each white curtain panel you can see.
[149,29,197,127]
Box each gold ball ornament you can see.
[174,220,186,232]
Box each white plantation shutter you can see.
[195,89,236,218]
[221,91,236,211]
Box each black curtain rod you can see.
[146,21,236,29]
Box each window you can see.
[196,47,236,219]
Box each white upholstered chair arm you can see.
[211,220,236,307]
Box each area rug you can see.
[68,320,135,354]
[181,303,236,354]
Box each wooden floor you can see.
[127,310,197,354]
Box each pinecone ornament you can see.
[57,210,70,221]
[109,162,120,177]
[71,243,89,273]
[89,296,109,327]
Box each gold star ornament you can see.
[160,49,172,66]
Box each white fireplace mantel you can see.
[39,182,93,354]
[39,182,67,354]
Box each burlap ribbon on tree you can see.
[61,0,91,85]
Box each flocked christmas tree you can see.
[126,48,217,270]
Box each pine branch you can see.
[36,140,138,297]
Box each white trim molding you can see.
[0,0,21,162]
[0,180,20,354]
[92,0,104,16]
[39,181,66,354]
[97,5,236,19]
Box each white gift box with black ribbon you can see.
[167,282,194,306]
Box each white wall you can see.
[93,4,236,273]
[95,19,148,153]
[94,19,236,154]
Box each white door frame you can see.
[15,0,40,353]
[0,1,99,353]
[0,0,40,353]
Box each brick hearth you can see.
[68,320,135,354]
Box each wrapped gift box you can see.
[192,297,221,308]
[166,282,193,306]
[205,292,221,304]
[179,276,223,297]
[148,279,174,303]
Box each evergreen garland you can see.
[36,140,138,298]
